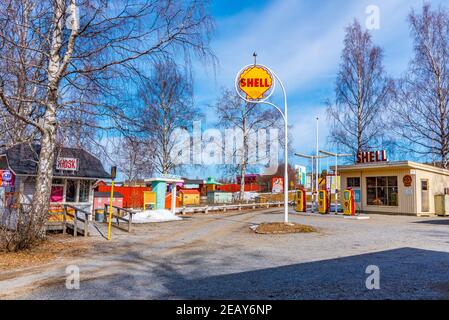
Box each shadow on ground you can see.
[150,247,449,300]
[26,247,449,300]
[413,219,449,226]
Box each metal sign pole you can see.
[235,60,289,223]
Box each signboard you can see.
[356,150,387,164]
[56,157,79,171]
[354,189,361,203]
[403,175,412,187]
[326,174,341,193]
[111,166,117,180]
[295,165,306,187]
[0,170,14,187]
[237,65,274,100]
[271,177,284,193]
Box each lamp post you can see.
[319,150,351,214]
[294,153,328,213]
[235,55,289,223]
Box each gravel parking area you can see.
[1,208,449,299]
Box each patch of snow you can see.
[127,209,182,223]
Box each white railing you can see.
[176,201,293,214]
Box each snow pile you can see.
[127,209,182,223]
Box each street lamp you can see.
[294,152,328,213]
[319,150,351,214]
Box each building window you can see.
[366,176,398,206]
[347,177,360,188]
[78,180,90,203]
[65,179,77,203]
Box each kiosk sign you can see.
[237,65,274,101]
[56,157,79,171]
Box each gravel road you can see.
[1,208,449,299]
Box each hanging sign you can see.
[356,150,388,164]
[0,170,14,187]
[236,65,274,101]
[56,157,79,171]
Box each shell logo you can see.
[238,65,273,100]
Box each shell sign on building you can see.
[237,65,274,100]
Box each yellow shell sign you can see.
[238,65,273,100]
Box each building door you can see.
[421,180,429,212]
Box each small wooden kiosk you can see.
[144,176,184,214]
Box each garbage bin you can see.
[95,209,104,222]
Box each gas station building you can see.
[335,160,449,216]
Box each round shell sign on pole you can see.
[237,65,275,101]
[235,56,289,223]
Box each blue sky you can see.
[188,0,447,177]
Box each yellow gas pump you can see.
[318,189,329,214]
[343,189,355,215]
[295,189,306,212]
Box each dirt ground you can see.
[254,222,317,234]
[1,208,449,299]
[0,234,91,272]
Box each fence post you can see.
[84,213,89,237]
[128,212,132,233]
[73,208,78,237]
[62,205,67,235]
[104,204,107,223]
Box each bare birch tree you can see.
[390,4,449,168]
[113,137,154,181]
[213,89,281,201]
[135,60,201,174]
[0,0,214,248]
[327,20,393,158]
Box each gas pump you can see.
[318,189,329,214]
[295,189,306,212]
[343,189,355,215]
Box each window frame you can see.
[78,180,91,203]
[347,177,361,188]
[366,176,398,207]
